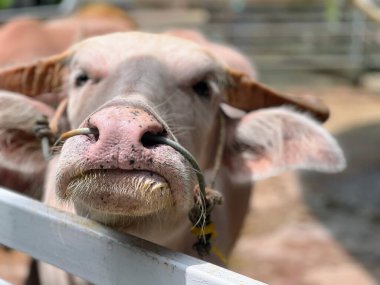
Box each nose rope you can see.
[53,128,99,147]
[141,134,207,198]
[210,112,226,188]
[33,98,68,160]
[49,98,68,134]
[33,116,55,160]
[142,134,223,258]
[35,121,224,260]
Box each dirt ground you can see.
[1,83,380,285]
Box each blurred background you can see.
[0,0,379,284]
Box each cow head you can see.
[0,32,345,242]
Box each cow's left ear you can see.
[224,69,330,122]
[223,107,346,182]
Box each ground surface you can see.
[1,81,380,285]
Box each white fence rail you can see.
[0,187,265,285]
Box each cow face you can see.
[56,33,228,229]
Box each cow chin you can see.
[65,169,174,224]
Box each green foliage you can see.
[0,0,12,9]
[324,0,341,22]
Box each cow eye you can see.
[74,72,90,88]
[192,80,211,99]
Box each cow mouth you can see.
[64,169,173,219]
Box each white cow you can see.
[0,32,345,283]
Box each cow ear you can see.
[0,91,56,196]
[0,50,70,100]
[224,107,345,182]
[224,69,330,122]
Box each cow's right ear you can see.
[0,91,56,196]
[0,50,70,102]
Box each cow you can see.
[0,32,345,283]
[0,3,136,68]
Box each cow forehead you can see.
[72,32,217,73]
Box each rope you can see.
[142,134,207,203]
[210,112,226,188]
[49,98,68,135]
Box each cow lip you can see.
[62,168,173,220]
[59,168,171,200]
[73,168,167,180]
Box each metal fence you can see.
[132,2,380,79]
[1,0,379,77]
[0,187,265,285]
[203,5,380,76]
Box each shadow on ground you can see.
[301,122,380,281]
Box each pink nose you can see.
[82,106,165,167]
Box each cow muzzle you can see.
[55,106,188,218]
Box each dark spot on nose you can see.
[100,164,104,169]
[148,158,153,163]
[129,159,135,165]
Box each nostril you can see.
[141,130,168,149]
[89,127,100,142]
[85,118,99,142]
